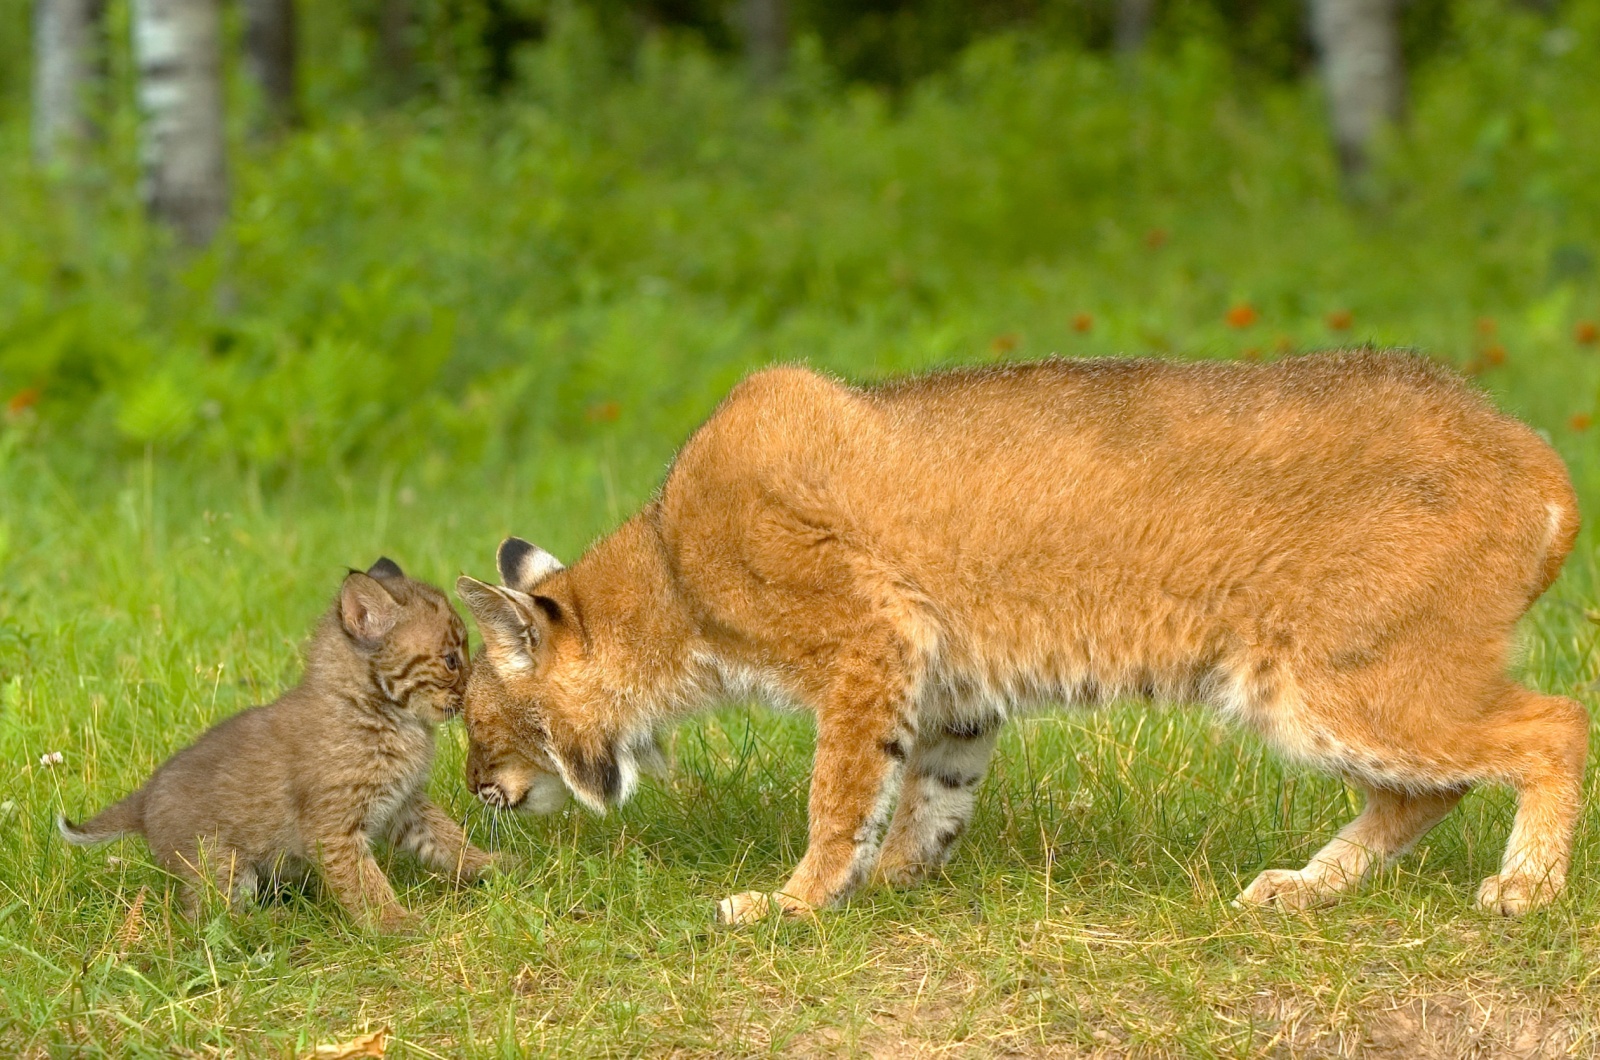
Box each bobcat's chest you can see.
[362,723,435,835]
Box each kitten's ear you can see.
[497,537,564,593]
[457,575,543,672]
[340,572,401,646]
[367,557,405,581]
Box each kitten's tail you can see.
[58,789,145,846]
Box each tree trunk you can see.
[1309,0,1405,179]
[242,0,298,132]
[1114,0,1154,55]
[131,0,229,246]
[32,0,108,165]
[378,0,415,101]
[739,0,788,84]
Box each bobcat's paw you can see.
[715,890,815,926]
[1233,868,1338,911]
[375,906,424,936]
[873,852,936,890]
[453,848,510,884]
[1476,873,1561,916]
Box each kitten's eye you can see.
[444,651,460,672]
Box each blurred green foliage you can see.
[0,0,1597,474]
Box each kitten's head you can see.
[337,558,470,724]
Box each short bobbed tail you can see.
[58,789,145,846]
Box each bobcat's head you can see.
[457,538,665,815]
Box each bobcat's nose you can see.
[475,783,523,810]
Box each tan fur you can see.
[456,352,1586,924]
[61,559,492,931]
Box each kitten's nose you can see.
[476,783,510,809]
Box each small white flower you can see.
[40,751,64,767]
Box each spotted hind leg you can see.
[875,717,1002,888]
[171,843,260,920]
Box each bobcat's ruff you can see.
[457,352,1584,924]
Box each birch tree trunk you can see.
[1309,0,1405,179]
[739,0,788,84]
[378,0,415,101]
[1114,0,1154,55]
[131,0,229,246]
[242,0,299,132]
[32,0,108,165]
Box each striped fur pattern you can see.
[59,559,493,930]
[456,352,1585,924]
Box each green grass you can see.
[2,381,1598,1057]
[4,3,1600,1055]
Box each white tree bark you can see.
[242,0,299,132]
[739,0,788,84]
[1115,0,1154,55]
[131,0,229,245]
[378,0,415,101]
[1310,0,1405,178]
[32,0,108,165]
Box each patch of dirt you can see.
[1247,992,1597,1059]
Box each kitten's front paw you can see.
[482,851,522,878]
[451,848,505,884]
[1233,868,1337,911]
[1476,873,1560,916]
[375,907,424,936]
[715,891,815,926]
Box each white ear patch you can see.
[497,537,565,592]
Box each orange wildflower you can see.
[989,333,1020,357]
[1325,309,1353,331]
[1482,343,1507,366]
[585,400,621,424]
[6,387,40,414]
[1571,412,1593,432]
[1144,228,1169,250]
[1071,313,1093,334]
[1225,304,1258,329]
[1475,317,1498,337]
[1576,321,1598,346]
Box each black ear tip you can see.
[368,557,405,580]
[497,537,535,567]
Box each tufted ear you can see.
[340,572,401,647]
[456,575,546,672]
[497,537,564,593]
[367,557,405,581]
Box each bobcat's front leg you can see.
[718,641,916,925]
[314,827,415,932]
[389,797,498,882]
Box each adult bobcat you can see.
[457,352,1584,924]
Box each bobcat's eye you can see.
[444,650,461,672]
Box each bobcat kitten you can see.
[60,558,494,931]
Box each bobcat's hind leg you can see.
[172,844,259,920]
[1474,686,1588,915]
[1237,784,1466,910]
[875,715,1002,888]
